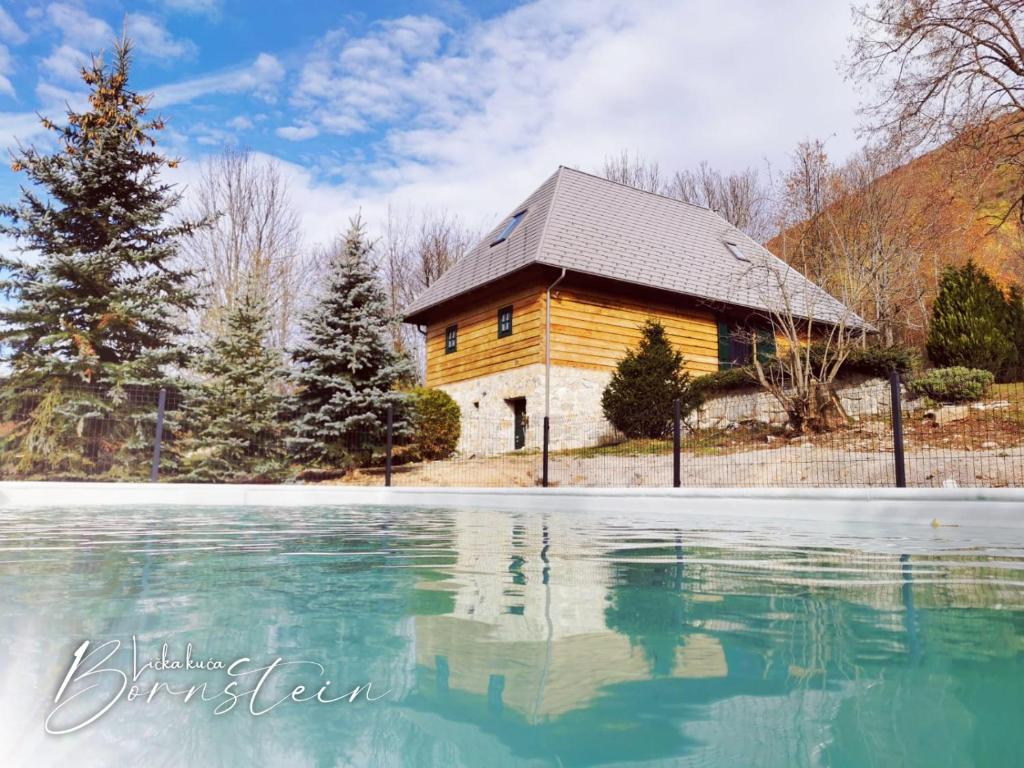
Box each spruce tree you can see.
[601,319,702,438]
[926,261,1015,378]
[179,285,288,482]
[289,218,414,467]
[0,39,202,476]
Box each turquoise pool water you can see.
[0,504,1022,767]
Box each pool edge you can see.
[1,481,1022,529]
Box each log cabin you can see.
[403,166,861,453]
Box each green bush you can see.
[828,344,919,377]
[691,366,758,398]
[407,387,461,460]
[906,367,994,403]
[691,343,918,400]
[601,319,704,438]
[927,261,1016,379]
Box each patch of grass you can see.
[686,423,791,456]
[555,438,673,459]
[991,382,1024,404]
[553,422,793,458]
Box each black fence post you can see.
[672,398,681,488]
[385,403,393,487]
[150,387,166,483]
[542,416,550,488]
[889,369,907,488]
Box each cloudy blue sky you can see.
[0,0,863,244]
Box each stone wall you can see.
[440,368,912,456]
[438,364,616,455]
[692,374,915,429]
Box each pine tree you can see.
[0,40,203,476]
[927,261,1015,379]
[601,319,702,438]
[179,285,288,482]
[289,218,414,467]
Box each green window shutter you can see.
[717,320,732,370]
[756,329,776,365]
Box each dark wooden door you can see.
[512,398,527,450]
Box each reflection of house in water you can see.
[412,510,728,723]
[404,511,1024,766]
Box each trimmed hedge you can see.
[691,366,759,397]
[906,367,994,403]
[407,387,461,460]
[831,344,919,377]
[692,344,919,399]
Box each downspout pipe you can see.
[545,268,567,418]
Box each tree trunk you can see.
[788,382,848,434]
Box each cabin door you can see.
[510,398,527,450]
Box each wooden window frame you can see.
[718,318,776,369]
[445,324,458,354]
[497,305,513,338]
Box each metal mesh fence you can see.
[1,378,1021,487]
[900,381,1024,487]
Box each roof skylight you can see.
[724,241,750,262]
[491,210,526,246]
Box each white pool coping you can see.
[1,481,1023,528]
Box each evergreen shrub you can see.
[601,320,703,438]
[407,388,461,460]
[927,261,1016,379]
[906,367,994,403]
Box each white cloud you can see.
[190,122,237,146]
[0,110,45,148]
[0,6,27,44]
[152,52,285,107]
[162,0,221,16]
[0,44,13,97]
[44,5,194,64]
[295,15,449,133]
[40,44,87,83]
[167,150,350,247]
[46,3,113,50]
[3,51,284,151]
[126,13,196,60]
[35,80,81,108]
[5,0,867,266]
[276,123,318,141]
[280,0,862,234]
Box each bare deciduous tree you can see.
[377,205,475,377]
[667,161,776,242]
[772,139,838,281]
[181,148,309,350]
[771,138,931,345]
[380,203,415,319]
[827,145,930,345]
[599,150,665,193]
[740,257,870,433]
[848,0,1024,221]
[416,209,474,290]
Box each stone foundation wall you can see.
[440,368,912,456]
[438,365,615,455]
[692,374,915,429]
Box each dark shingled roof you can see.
[405,166,866,327]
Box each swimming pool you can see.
[1,500,1023,766]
